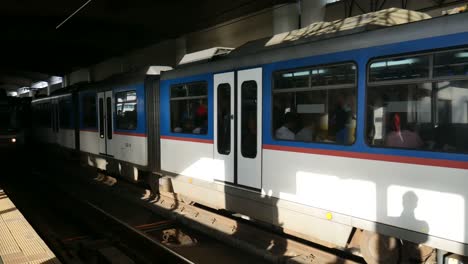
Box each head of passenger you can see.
[275,112,297,140]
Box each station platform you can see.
[0,187,60,264]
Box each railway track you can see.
[37,158,365,264]
[2,151,269,263]
[1,147,365,264]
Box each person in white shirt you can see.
[275,112,297,140]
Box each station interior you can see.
[0,1,468,263]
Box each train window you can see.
[36,103,51,128]
[273,63,357,145]
[59,99,73,129]
[274,70,310,90]
[99,98,104,138]
[171,82,208,98]
[107,97,113,139]
[241,81,257,158]
[170,82,208,135]
[82,94,97,128]
[217,83,231,155]
[116,90,137,130]
[434,49,468,78]
[369,55,430,82]
[367,49,468,153]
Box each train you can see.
[0,90,30,149]
[32,8,468,263]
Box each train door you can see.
[214,68,262,189]
[237,68,262,189]
[97,91,114,156]
[214,72,235,183]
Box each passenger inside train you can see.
[385,113,424,149]
[275,112,298,140]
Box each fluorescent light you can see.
[455,52,468,58]
[293,71,309,77]
[388,59,417,66]
[311,69,325,75]
[370,58,417,68]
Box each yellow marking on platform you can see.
[0,188,61,264]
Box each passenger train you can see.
[0,90,30,149]
[32,9,468,262]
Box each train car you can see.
[0,92,30,149]
[76,67,171,182]
[32,91,78,150]
[157,9,468,262]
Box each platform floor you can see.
[0,188,60,264]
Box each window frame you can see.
[271,61,358,146]
[58,98,73,129]
[115,90,138,131]
[367,46,468,85]
[81,93,97,129]
[365,46,468,154]
[169,81,209,135]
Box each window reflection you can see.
[170,82,208,135]
[273,63,357,145]
[367,50,468,153]
[116,91,138,130]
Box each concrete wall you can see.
[185,9,274,53]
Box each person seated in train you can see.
[275,112,298,140]
[385,113,423,149]
[295,115,316,142]
[182,119,194,133]
[333,94,354,144]
[192,116,208,134]
[126,110,137,130]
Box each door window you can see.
[217,83,231,155]
[240,81,258,159]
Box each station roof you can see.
[0,0,290,91]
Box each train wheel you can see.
[359,230,401,264]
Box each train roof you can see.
[161,8,468,80]
[32,66,172,103]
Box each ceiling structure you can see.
[2,0,466,93]
[0,0,291,92]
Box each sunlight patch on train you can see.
[387,185,465,243]
[277,170,377,218]
[265,8,431,47]
[179,157,216,182]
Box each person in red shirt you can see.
[385,113,423,149]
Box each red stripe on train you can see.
[263,144,468,170]
[80,129,98,133]
[113,131,147,137]
[160,135,213,144]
